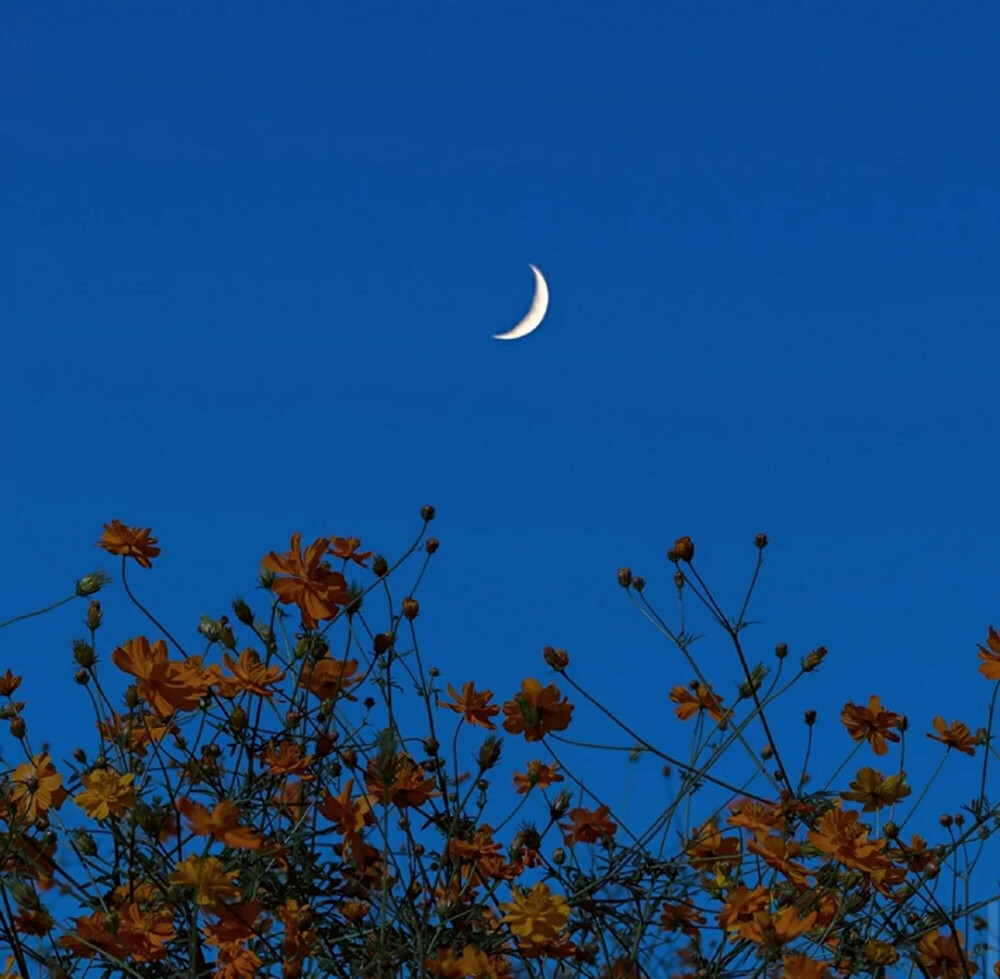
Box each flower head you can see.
[97,520,160,569]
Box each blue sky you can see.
[4,0,1000,921]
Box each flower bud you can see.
[543,646,569,671]
[633,577,645,592]
[73,640,97,668]
[616,567,632,588]
[76,570,111,597]
[552,847,566,865]
[228,707,248,733]
[258,566,275,589]
[372,554,389,577]
[550,789,571,818]
[939,813,953,828]
[421,504,436,522]
[802,646,828,671]
[672,536,695,562]
[315,733,336,757]
[761,745,774,760]
[85,601,103,630]
[232,596,254,626]
[673,571,685,589]
[423,737,439,756]
[73,829,98,857]
[804,709,817,726]
[883,821,899,839]
[341,747,358,768]
[374,632,394,656]
[425,538,439,554]
[74,668,89,685]
[73,748,86,763]
[428,667,440,677]
[775,642,788,659]
[478,736,502,770]
[754,533,768,549]
[284,709,301,728]
[9,716,25,738]
[402,597,420,620]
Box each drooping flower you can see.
[926,716,978,755]
[97,520,161,568]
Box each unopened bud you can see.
[775,643,788,659]
[754,533,768,549]
[232,596,254,626]
[804,709,817,726]
[74,668,89,685]
[9,716,26,738]
[73,640,96,668]
[674,571,685,589]
[883,821,899,839]
[802,646,828,671]
[228,707,248,733]
[402,597,420,620]
[633,577,645,592]
[73,829,98,857]
[73,748,86,763]
[543,646,569,671]
[552,847,566,865]
[617,567,632,588]
[550,789,571,818]
[124,685,140,708]
[761,745,774,760]
[374,632,394,656]
[341,747,358,768]
[671,536,695,562]
[76,570,111,597]
[421,504,436,522]
[85,601,103,630]
[939,814,953,828]
[478,736,502,770]
[425,538,439,554]
[372,554,389,577]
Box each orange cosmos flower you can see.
[926,716,978,755]
[328,535,374,567]
[438,681,500,729]
[685,819,741,880]
[840,767,911,811]
[261,532,350,628]
[9,753,68,820]
[218,647,286,699]
[727,799,785,840]
[977,625,1000,679]
[512,760,564,794]
[73,766,136,820]
[670,682,730,724]
[659,899,706,939]
[364,752,439,809]
[301,655,363,701]
[502,678,574,741]
[840,695,902,755]
[560,804,618,845]
[111,636,210,718]
[97,519,161,568]
[716,885,770,940]
[745,834,811,889]
[915,929,977,979]
[176,797,264,850]
[259,740,315,778]
[0,671,22,696]
[780,953,830,978]
[168,854,241,909]
[500,882,570,945]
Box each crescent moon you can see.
[493,264,549,340]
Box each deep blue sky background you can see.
[4,0,1000,921]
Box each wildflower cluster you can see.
[0,518,996,978]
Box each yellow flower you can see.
[74,767,136,820]
[500,882,570,944]
[167,855,241,909]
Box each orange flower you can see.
[915,929,977,979]
[745,834,811,889]
[685,819,741,881]
[0,671,22,696]
[259,740,315,778]
[167,854,241,909]
[97,519,161,568]
[780,953,830,978]
[808,804,902,893]
[364,752,439,809]
[669,682,730,724]
[9,753,68,820]
[716,885,769,940]
[926,716,977,755]
[219,647,286,699]
[301,655,363,702]
[502,678,574,741]
[261,532,350,628]
[840,695,902,755]
[328,535,374,567]
[977,625,1000,679]
[111,636,210,718]
[176,797,264,850]
[560,804,618,845]
[438,681,500,729]
[659,899,706,938]
[73,766,136,820]
[500,882,570,945]
[512,760,564,794]
[727,798,784,840]
[839,767,912,811]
